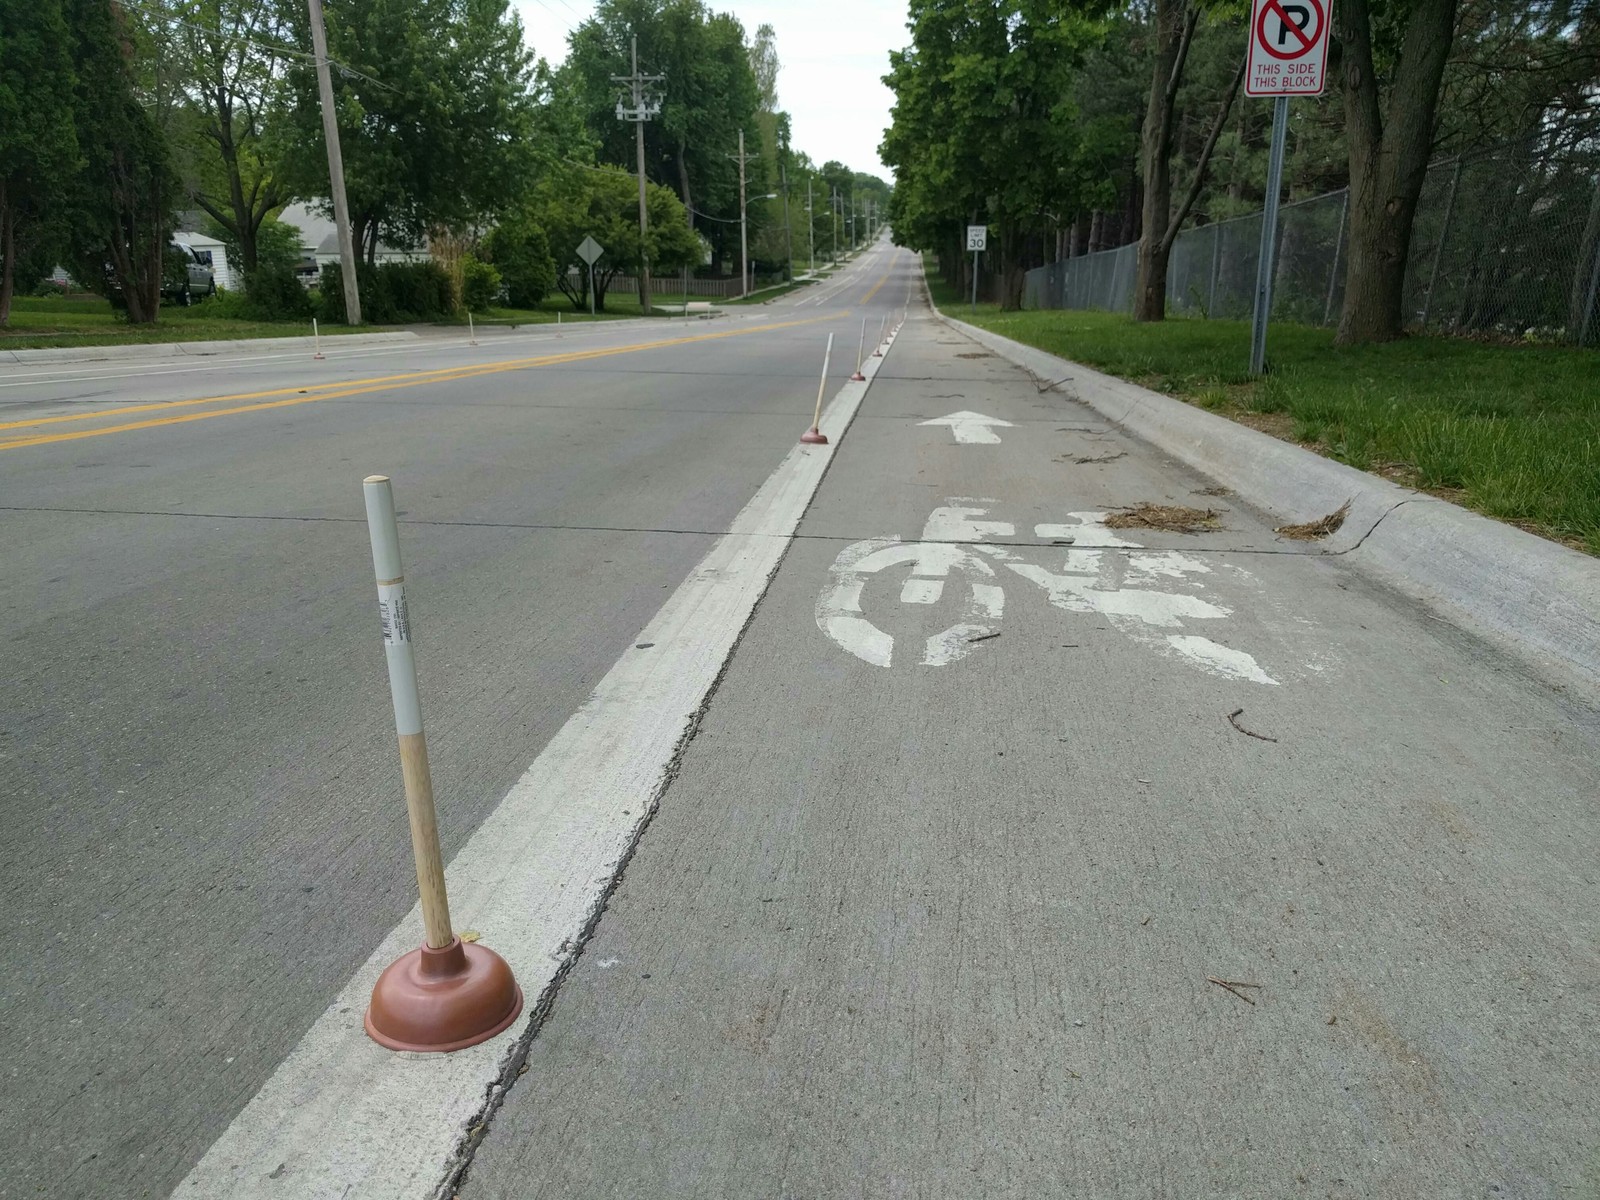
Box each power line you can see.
[129,0,398,93]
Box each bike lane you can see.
[461,311,1599,1197]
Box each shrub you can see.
[483,219,555,308]
[243,265,313,321]
[319,260,457,324]
[461,255,502,312]
[201,287,253,319]
[382,261,457,319]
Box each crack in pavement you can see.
[0,502,1354,556]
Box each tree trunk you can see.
[998,223,1024,311]
[676,145,694,222]
[1567,179,1600,342]
[1133,0,1195,321]
[1336,0,1459,344]
[0,189,14,327]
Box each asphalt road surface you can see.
[1,249,909,1199]
[4,244,1597,1199]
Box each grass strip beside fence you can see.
[928,268,1600,555]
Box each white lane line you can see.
[175,313,905,1200]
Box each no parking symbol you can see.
[1245,0,1329,96]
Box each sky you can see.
[510,0,907,178]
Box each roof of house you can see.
[277,203,423,259]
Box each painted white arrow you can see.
[918,410,1014,445]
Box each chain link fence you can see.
[1024,134,1600,344]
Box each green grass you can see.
[1,293,389,349]
[925,266,1600,554]
[439,302,641,326]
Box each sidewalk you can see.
[459,314,1598,1196]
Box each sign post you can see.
[1244,0,1329,376]
[966,224,987,309]
[576,235,604,317]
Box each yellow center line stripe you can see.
[0,312,846,452]
[859,269,892,305]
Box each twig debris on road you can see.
[1105,503,1223,534]
[1226,708,1279,743]
[1275,500,1352,541]
[1207,976,1262,1005]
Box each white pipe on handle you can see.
[312,317,324,360]
[468,311,477,346]
[812,333,834,431]
[363,475,454,950]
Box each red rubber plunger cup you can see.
[366,936,523,1053]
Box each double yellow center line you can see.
[1,312,844,453]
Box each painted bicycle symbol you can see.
[816,500,1278,684]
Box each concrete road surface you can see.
[3,245,1596,1199]
[461,286,1600,1197]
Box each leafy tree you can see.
[483,215,557,307]
[564,0,763,272]
[526,164,700,310]
[152,0,292,274]
[882,0,1107,308]
[749,21,779,110]
[280,0,538,261]
[204,214,303,281]
[63,0,180,324]
[460,255,501,311]
[0,0,79,325]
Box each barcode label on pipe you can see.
[377,583,411,645]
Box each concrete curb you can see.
[930,304,1600,697]
[1,330,420,366]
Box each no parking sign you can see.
[1245,0,1330,96]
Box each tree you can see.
[484,215,557,307]
[749,21,779,109]
[1132,3,1246,321]
[0,0,79,325]
[1334,0,1460,343]
[154,0,291,274]
[882,0,1107,309]
[63,0,180,324]
[564,0,763,272]
[280,0,538,261]
[528,165,699,310]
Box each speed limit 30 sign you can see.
[1245,0,1329,96]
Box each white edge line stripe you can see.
[174,308,905,1200]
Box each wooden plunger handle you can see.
[363,475,453,950]
[812,333,834,430]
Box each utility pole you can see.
[780,162,793,282]
[850,189,856,249]
[806,177,815,273]
[307,0,360,324]
[613,36,663,315]
[728,131,757,298]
